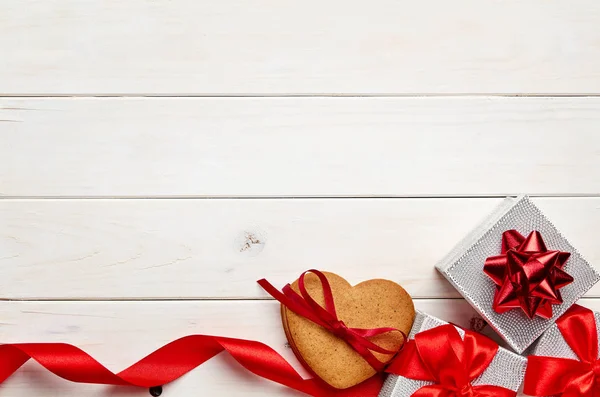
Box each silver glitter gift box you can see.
[529,308,600,365]
[436,195,600,353]
[526,309,600,397]
[379,311,527,397]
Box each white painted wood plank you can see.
[1,298,598,396]
[2,97,600,197]
[0,298,505,396]
[0,197,598,299]
[1,0,600,94]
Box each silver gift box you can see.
[379,311,527,397]
[435,195,600,353]
[527,309,600,397]
[529,308,600,361]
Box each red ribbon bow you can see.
[483,229,573,319]
[524,305,600,397]
[386,324,516,397]
[258,269,406,372]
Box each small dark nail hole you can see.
[149,386,163,396]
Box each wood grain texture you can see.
[1,0,600,95]
[1,298,599,396]
[2,97,600,197]
[0,197,598,299]
[0,298,502,397]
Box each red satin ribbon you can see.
[386,324,516,397]
[483,229,573,319]
[0,331,385,396]
[258,269,406,371]
[0,270,403,396]
[524,305,600,396]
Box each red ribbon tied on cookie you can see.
[386,324,516,397]
[525,305,600,397]
[258,270,406,372]
[483,229,573,319]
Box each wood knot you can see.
[469,316,487,333]
[234,230,266,256]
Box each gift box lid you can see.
[436,195,600,353]
[379,311,527,397]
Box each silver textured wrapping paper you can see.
[379,311,527,397]
[436,195,600,353]
[528,310,600,397]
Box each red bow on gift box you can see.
[484,229,573,319]
[386,324,516,397]
[525,305,600,397]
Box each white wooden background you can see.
[1,1,600,396]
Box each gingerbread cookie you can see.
[281,272,415,389]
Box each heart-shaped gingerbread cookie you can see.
[281,272,415,389]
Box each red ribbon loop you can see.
[524,304,600,396]
[258,270,406,372]
[483,230,573,319]
[386,324,517,397]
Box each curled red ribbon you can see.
[484,229,573,319]
[524,305,600,396]
[0,270,404,397]
[258,269,406,371]
[0,335,384,396]
[386,324,516,397]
